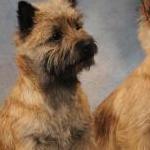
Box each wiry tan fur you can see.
[94,0,150,149]
[0,0,98,149]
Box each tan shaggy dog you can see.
[94,0,150,150]
[0,0,98,149]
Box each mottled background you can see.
[0,0,144,108]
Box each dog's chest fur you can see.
[33,103,90,150]
[9,83,92,150]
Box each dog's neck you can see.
[11,73,80,109]
[40,73,79,93]
[40,74,80,109]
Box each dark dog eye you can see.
[48,30,62,42]
[52,31,62,41]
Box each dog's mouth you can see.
[66,50,96,73]
[77,55,95,68]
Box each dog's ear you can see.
[17,1,38,37]
[66,0,78,8]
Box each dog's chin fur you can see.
[44,54,95,82]
[40,57,95,92]
[75,57,95,71]
[43,60,94,89]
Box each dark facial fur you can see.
[16,0,98,85]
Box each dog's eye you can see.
[52,31,62,41]
[49,30,62,42]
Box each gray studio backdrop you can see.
[0,0,144,108]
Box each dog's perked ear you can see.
[17,1,38,37]
[66,0,78,8]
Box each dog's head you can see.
[15,0,98,84]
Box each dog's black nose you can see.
[75,38,97,59]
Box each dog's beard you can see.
[43,51,95,79]
[75,57,95,71]
[44,52,95,73]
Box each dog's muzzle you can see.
[75,38,98,62]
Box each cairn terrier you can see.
[94,0,150,149]
[0,0,98,150]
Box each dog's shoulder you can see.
[94,90,118,143]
